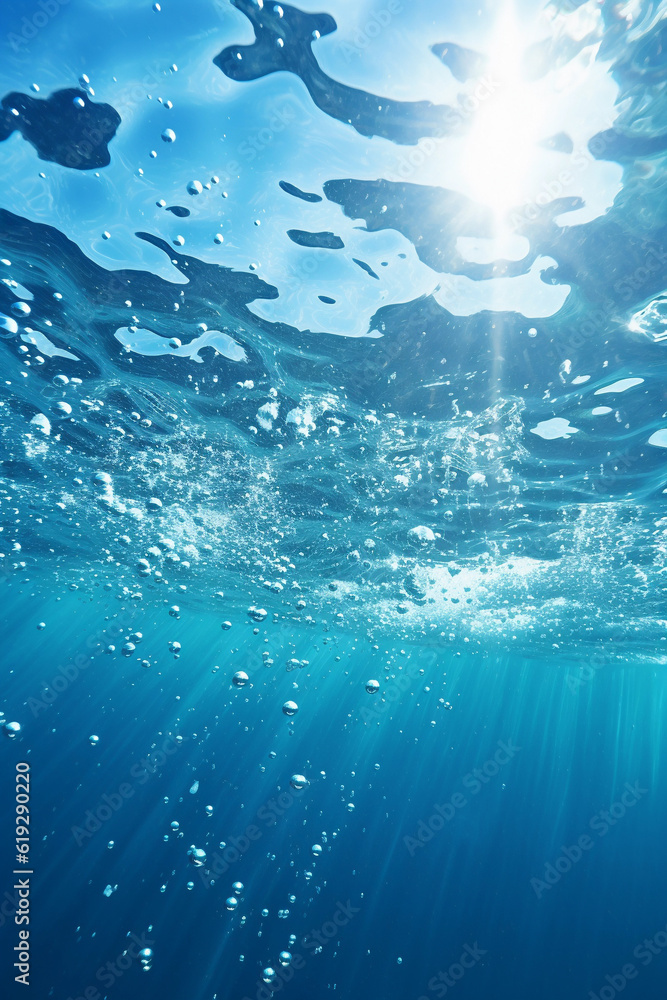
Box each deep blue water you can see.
[1,0,667,998]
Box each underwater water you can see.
[1,0,667,997]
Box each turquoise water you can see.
[1,0,667,997]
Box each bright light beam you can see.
[462,4,545,225]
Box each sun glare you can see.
[462,6,546,225]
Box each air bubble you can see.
[187,845,206,866]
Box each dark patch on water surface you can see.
[600,15,667,84]
[165,206,191,218]
[352,258,379,280]
[522,31,600,82]
[214,0,460,145]
[587,127,667,162]
[135,231,279,306]
[323,178,497,276]
[322,178,615,285]
[524,216,667,312]
[287,229,344,249]
[0,208,277,395]
[279,180,322,203]
[430,42,487,82]
[540,132,574,154]
[0,89,120,169]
